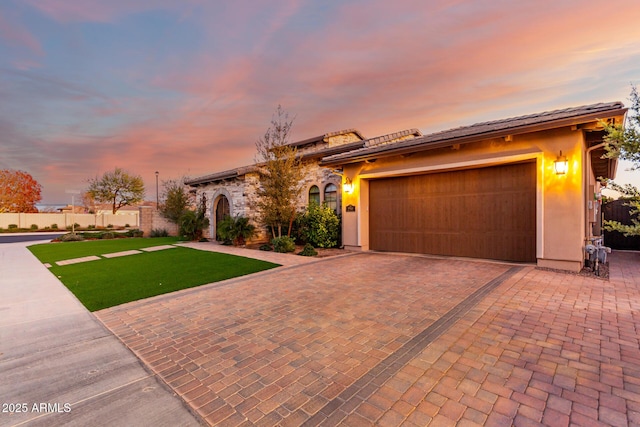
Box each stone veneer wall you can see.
[192,131,357,243]
[195,162,341,244]
[299,162,342,207]
[295,131,362,156]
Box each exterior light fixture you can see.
[554,151,568,175]
[343,177,354,193]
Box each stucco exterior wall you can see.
[0,212,139,229]
[340,127,589,271]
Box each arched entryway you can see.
[215,195,230,240]
[215,195,230,224]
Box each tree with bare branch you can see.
[254,106,305,238]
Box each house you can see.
[186,129,423,241]
[322,102,626,272]
[57,204,87,214]
[188,101,626,272]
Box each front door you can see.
[215,196,230,240]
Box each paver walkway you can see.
[52,244,177,266]
[97,249,640,426]
[177,241,330,267]
[97,253,520,425]
[337,253,640,427]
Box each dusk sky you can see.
[1,0,640,204]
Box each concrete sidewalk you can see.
[0,240,202,426]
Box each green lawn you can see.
[29,239,279,311]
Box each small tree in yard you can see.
[160,177,194,223]
[602,84,640,236]
[87,167,145,214]
[254,105,305,238]
[0,169,42,213]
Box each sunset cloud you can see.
[1,0,639,204]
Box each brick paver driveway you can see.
[96,250,640,426]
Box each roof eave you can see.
[185,171,240,186]
[321,107,629,167]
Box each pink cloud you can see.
[9,0,640,204]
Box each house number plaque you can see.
[346,204,356,212]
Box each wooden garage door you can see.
[369,162,536,262]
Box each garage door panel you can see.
[369,162,536,262]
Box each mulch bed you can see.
[243,242,346,258]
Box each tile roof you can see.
[185,166,254,186]
[365,129,422,147]
[186,130,413,186]
[321,102,626,165]
[187,129,366,185]
[186,102,627,185]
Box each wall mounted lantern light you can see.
[554,151,568,175]
[343,177,354,193]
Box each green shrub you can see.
[51,224,58,229]
[298,243,318,257]
[259,243,273,251]
[125,223,130,228]
[30,224,38,230]
[179,209,209,241]
[150,228,169,238]
[216,216,234,245]
[88,224,96,229]
[296,202,340,248]
[8,224,18,230]
[126,229,144,237]
[58,233,85,242]
[272,236,295,253]
[217,215,256,246]
[100,231,116,239]
[107,224,114,228]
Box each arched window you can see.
[309,185,320,206]
[324,183,338,213]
